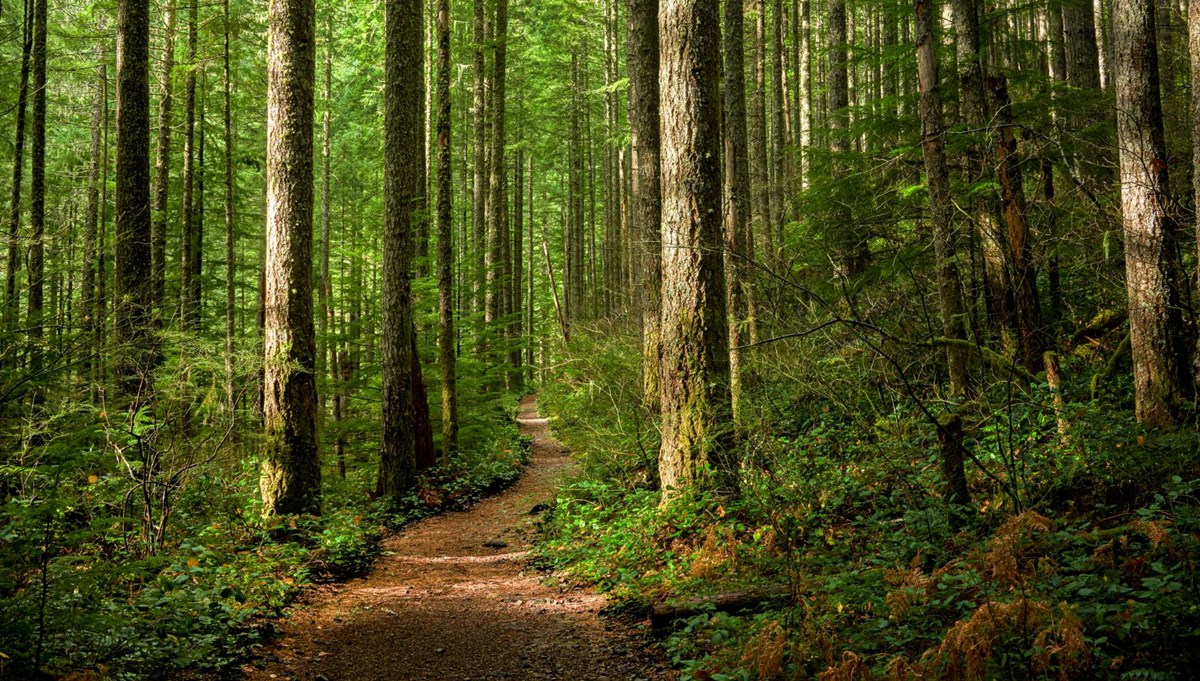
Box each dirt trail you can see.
[242,395,673,681]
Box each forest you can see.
[1,0,1200,677]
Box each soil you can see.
[239,395,675,681]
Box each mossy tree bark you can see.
[5,0,32,338]
[260,0,321,515]
[27,0,46,385]
[915,0,972,399]
[628,0,661,412]
[1112,0,1191,427]
[436,0,458,454]
[723,0,751,423]
[151,0,175,322]
[377,0,424,498]
[658,0,734,497]
[114,0,154,400]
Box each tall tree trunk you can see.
[84,18,106,386]
[114,0,154,400]
[471,0,488,338]
[377,0,423,498]
[485,0,508,342]
[987,75,1046,374]
[5,0,32,338]
[629,0,661,411]
[724,0,751,423]
[180,0,199,330]
[952,0,1013,348]
[224,0,236,410]
[798,0,811,190]
[658,0,733,497]
[260,0,321,514]
[770,0,787,256]
[828,0,866,276]
[151,0,175,322]
[749,0,773,267]
[436,0,457,454]
[318,13,332,426]
[510,110,524,386]
[1190,0,1200,315]
[27,0,46,385]
[916,0,972,398]
[1113,0,1191,427]
[1063,0,1102,89]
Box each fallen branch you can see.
[651,585,792,627]
[920,337,1039,385]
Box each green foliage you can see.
[538,324,1200,680]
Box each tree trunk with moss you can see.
[436,0,458,454]
[1113,0,1191,427]
[724,0,750,422]
[658,0,733,497]
[916,0,971,398]
[629,0,661,412]
[260,0,321,515]
[114,0,154,400]
[377,0,423,498]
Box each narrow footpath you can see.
[243,395,674,681]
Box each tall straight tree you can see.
[628,0,661,411]
[180,0,200,328]
[749,0,771,264]
[436,0,457,453]
[6,0,32,337]
[83,18,106,382]
[658,0,733,496]
[915,0,970,397]
[485,0,508,333]
[151,0,175,319]
[223,0,236,409]
[260,0,321,514]
[471,0,488,329]
[27,0,46,383]
[828,0,865,275]
[1113,0,1190,426]
[377,0,423,497]
[723,0,751,421]
[114,0,153,398]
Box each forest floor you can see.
[238,395,674,681]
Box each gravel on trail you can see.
[238,395,675,681]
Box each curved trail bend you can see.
[242,395,673,681]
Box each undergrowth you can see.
[536,326,1200,681]
[0,350,529,680]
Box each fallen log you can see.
[650,585,792,628]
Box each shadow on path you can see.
[239,395,673,681]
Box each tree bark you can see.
[260,0,321,514]
[749,0,772,267]
[377,0,423,498]
[828,0,866,276]
[114,0,154,400]
[724,0,751,423]
[471,0,488,338]
[658,0,733,497]
[151,0,175,321]
[5,0,32,338]
[224,0,236,411]
[1113,0,1191,426]
[84,17,106,386]
[915,0,972,398]
[436,0,458,455]
[180,0,200,330]
[27,0,46,383]
[485,0,509,345]
[629,0,661,412]
[987,75,1045,375]
[318,13,332,422]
